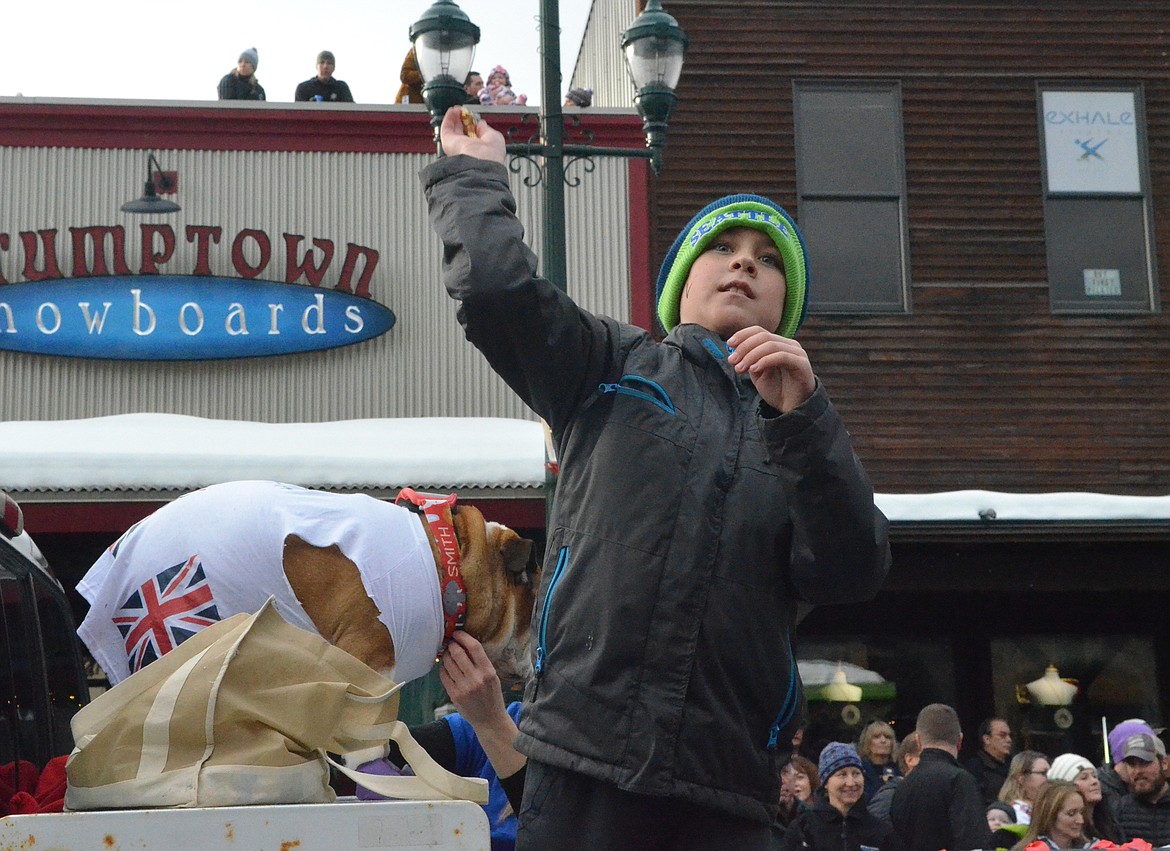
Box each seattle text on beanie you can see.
[655,194,809,339]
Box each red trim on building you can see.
[22,496,547,536]
[627,158,653,331]
[0,101,646,155]
[22,502,167,535]
[459,498,546,530]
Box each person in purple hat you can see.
[1100,719,1160,809]
[421,108,890,851]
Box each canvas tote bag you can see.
[65,598,487,810]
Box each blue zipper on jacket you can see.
[597,375,675,416]
[534,545,570,676]
[767,635,799,749]
[702,338,729,361]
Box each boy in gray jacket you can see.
[421,107,890,851]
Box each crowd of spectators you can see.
[776,709,1170,851]
[216,46,587,109]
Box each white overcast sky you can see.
[6,0,595,106]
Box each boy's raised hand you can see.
[439,106,506,164]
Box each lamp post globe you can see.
[621,0,688,169]
[410,0,481,139]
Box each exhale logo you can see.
[1075,138,1107,160]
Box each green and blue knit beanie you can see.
[655,194,809,339]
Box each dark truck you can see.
[0,490,88,801]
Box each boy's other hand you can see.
[726,326,816,414]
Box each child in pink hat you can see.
[478,65,527,106]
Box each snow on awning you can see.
[876,490,1170,523]
[0,414,547,497]
[2,416,1169,524]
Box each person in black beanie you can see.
[218,47,265,101]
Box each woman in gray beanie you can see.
[218,47,266,101]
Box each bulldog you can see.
[77,480,539,688]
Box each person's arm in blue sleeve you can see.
[439,632,527,783]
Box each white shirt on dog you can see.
[78,481,443,686]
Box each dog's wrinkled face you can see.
[452,505,540,686]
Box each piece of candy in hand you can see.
[460,107,479,136]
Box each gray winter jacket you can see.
[421,155,891,823]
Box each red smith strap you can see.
[394,488,466,649]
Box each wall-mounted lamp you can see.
[121,152,181,214]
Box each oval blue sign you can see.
[0,276,395,360]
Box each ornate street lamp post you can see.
[409,0,481,146]
[411,0,687,291]
[622,0,688,165]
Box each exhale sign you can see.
[0,224,397,360]
[1042,90,1141,194]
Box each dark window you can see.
[797,635,955,755]
[1037,84,1159,313]
[0,540,87,773]
[991,634,1158,759]
[0,566,45,770]
[33,571,87,754]
[793,81,911,313]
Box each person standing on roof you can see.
[218,47,265,101]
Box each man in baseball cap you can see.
[1100,719,1160,808]
[1115,732,1170,844]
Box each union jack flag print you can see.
[113,555,222,673]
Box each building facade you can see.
[574,0,1170,755]
[0,97,650,717]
